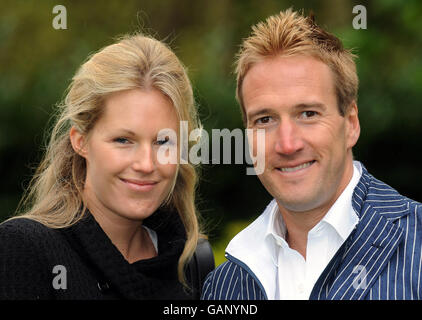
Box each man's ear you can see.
[345,101,360,149]
[69,126,87,158]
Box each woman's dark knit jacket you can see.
[0,209,191,300]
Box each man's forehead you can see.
[243,56,335,100]
[244,54,333,84]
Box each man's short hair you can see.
[235,8,358,123]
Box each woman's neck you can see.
[84,192,156,263]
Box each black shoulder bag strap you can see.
[186,238,215,299]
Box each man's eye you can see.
[114,137,130,144]
[301,111,317,118]
[256,116,272,124]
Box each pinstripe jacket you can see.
[201,164,422,300]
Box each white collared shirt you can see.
[266,161,362,299]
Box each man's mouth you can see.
[277,160,316,173]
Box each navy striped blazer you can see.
[202,165,422,300]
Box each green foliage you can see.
[210,219,255,266]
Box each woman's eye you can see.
[114,137,130,144]
[156,136,170,145]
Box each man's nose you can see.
[131,145,156,173]
[274,119,304,155]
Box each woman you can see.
[0,33,203,299]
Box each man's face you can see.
[242,55,360,215]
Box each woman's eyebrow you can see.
[115,129,136,136]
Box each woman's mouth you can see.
[120,178,157,192]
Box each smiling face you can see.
[242,55,360,216]
[70,88,179,224]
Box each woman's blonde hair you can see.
[236,8,358,123]
[10,33,202,286]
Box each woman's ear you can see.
[70,126,87,158]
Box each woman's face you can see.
[71,88,179,224]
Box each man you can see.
[201,9,422,300]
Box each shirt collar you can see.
[265,202,288,247]
[266,161,362,249]
[264,202,286,266]
[319,161,361,240]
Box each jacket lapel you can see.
[325,203,404,300]
[311,164,407,300]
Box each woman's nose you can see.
[131,145,156,173]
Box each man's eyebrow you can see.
[246,108,274,120]
[295,102,326,110]
[247,103,326,119]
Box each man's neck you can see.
[280,207,327,259]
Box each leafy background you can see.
[1,0,421,266]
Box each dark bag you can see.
[186,238,215,299]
